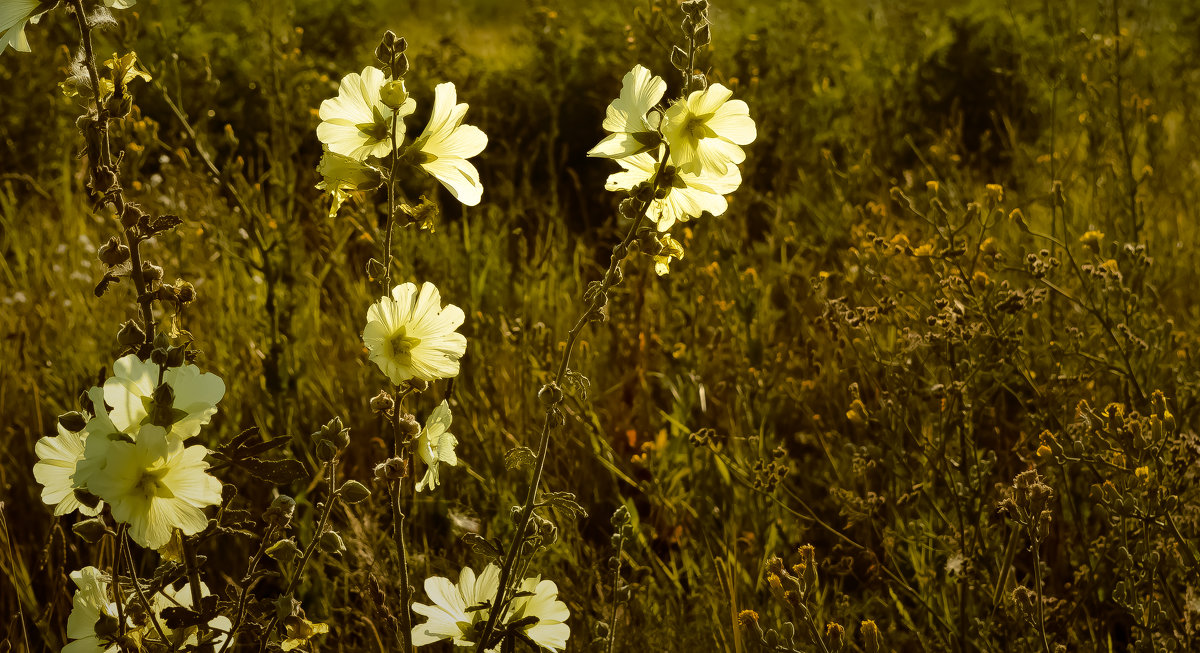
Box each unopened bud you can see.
[142,260,164,282]
[370,390,395,416]
[72,517,109,543]
[176,281,196,304]
[117,320,145,347]
[121,203,146,229]
[98,236,130,267]
[374,456,408,482]
[380,80,409,109]
[860,620,881,653]
[538,383,563,406]
[266,538,301,565]
[318,530,346,556]
[264,495,297,528]
[339,480,371,504]
[825,623,845,651]
[398,413,421,440]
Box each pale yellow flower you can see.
[0,0,50,54]
[662,83,756,175]
[316,151,383,218]
[85,425,222,550]
[587,64,665,159]
[63,567,125,653]
[507,576,571,651]
[604,151,742,231]
[363,282,467,384]
[408,82,488,206]
[415,400,458,492]
[33,422,103,517]
[652,235,685,276]
[317,66,416,161]
[103,354,226,441]
[412,564,500,647]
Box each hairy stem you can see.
[68,0,156,351]
[391,478,414,652]
[217,524,278,653]
[474,178,660,649]
[604,537,626,653]
[122,537,174,651]
[1031,536,1051,653]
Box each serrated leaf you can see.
[505,447,536,471]
[161,606,203,629]
[234,457,307,484]
[540,491,588,519]
[147,214,183,236]
[463,533,502,560]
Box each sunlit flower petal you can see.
[604,150,741,231]
[415,400,458,492]
[588,64,666,159]
[317,66,416,161]
[363,281,467,384]
[662,83,755,175]
[408,82,487,206]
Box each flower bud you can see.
[825,622,845,651]
[375,30,397,63]
[860,620,881,653]
[339,480,371,504]
[58,411,89,433]
[165,346,187,368]
[176,281,196,304]
[398,413,421,441]
[264,495,297,528]
[117,320,145,348]
[266,538,301,565]
[374,456,408,482]
[98,236,130,267]
[72,517,109,543]
[393,53,410,78]
[318,530,346,556]
[121,203,146,229]
[380,80,409,109]
[538,383,563,406]
[142,260,164,283]
[370,390,395,416]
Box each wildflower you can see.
[661,83,756,175]
[587,64,666,159]
[507,575,571,651]
[316,151,383,218]
[737,610,760,628]
[653,235,685,276]
[281,616,329,652]
[103,354,226,441]
[415,400,459,492]
[317,66,416,161]
[406,82,488,206]
[85,425,222,550]
[605,151,741,231]
[0,0,51,54]
[363,282,467,384]
[34,422,104,517]
[1079,229,1104,252]
[151,582,233,649]
[64,566,125,653]
[412,564,501,646]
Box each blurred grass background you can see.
[4,0,1200,650]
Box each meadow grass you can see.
[3,0,1200,651]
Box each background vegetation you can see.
[4,0,1200,650]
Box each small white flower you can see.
[85,425,222,550]
[103,354,226,441]
[508,576,571,651]
[33,422,103,517]
[0,0,50,54]
[412,564,500,647]
[317,66,416,161]
[604,151,742,231]
[587,64,666,160]
[63,566,125,653]
[408,82,488,206]
[362,282,467,384]
[662,83,756,175]
[415,400,458,492]
[152,582,233,649]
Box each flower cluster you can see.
[315,54,487,215]
[34,355,226,550]
[411,564,571,651]
[588,9,756,274]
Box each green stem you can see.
[391,477,414,653]
[216,524,277,653]
[123,537,175,651]
[1030,535,1051,653]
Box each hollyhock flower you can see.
[407,82,487,206]
[661,82,756,175]
[317,66,416,161]
[415,400,458,492]
[604,151,741,231]
[362,282,467,384]
[587,64,666,160]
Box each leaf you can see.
[540,491,588,519]
[234,458,307,485]
[146,214,183,236]
[505,447,536,471]
[670,45,689,71]
[161,606,203,629]
[463,533,502,561]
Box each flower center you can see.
[684,115,714,140]
[389,327,422,363]
[356,106,391,143]
[136,468,173,500]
